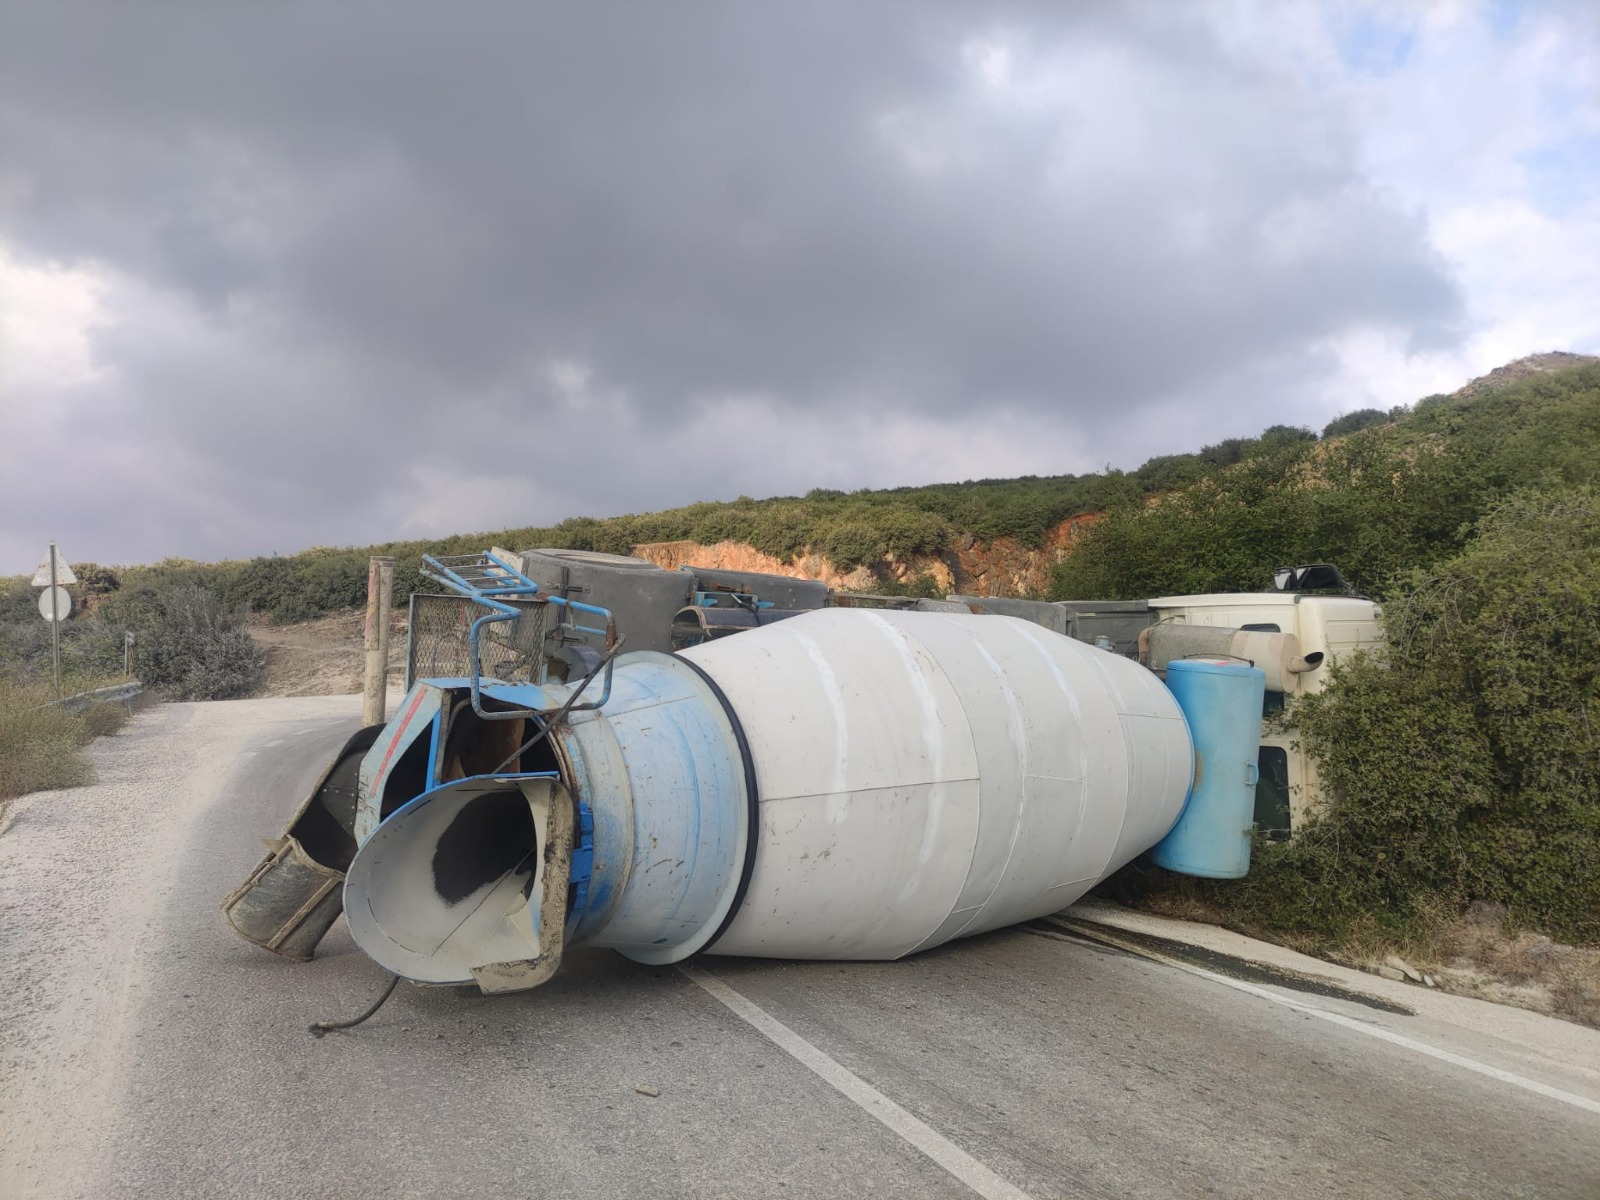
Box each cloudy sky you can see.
[2,1,1597,569]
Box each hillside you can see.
[1054,353,1600,600]
[2,352,1596,646]
[1449,350,1598,401]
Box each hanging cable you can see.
[488,642,623,776]
[309,973,400,1037]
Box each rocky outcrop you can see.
[1451,351,1598,401]
[945,512,1103,597]
[633,510,1104,598]
[631,541,885,592]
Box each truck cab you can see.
[1144,592,1382,833]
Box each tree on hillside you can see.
[1321,408,1391,438]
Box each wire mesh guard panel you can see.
[406,594,547,689]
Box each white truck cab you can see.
[1144,591,1383,832]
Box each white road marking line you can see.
[680,965,1036,1200]
[1041,919,1600,1118]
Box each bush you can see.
[77,701,131,741]
[0,680,95,799]
[749,504,815,561]
[1205,487,1600,946]
[1051,440,1327,599]
[1053,363,1600,601]
[818,521,884,571]
[872,572,945,599]
[0,577,39,625]
[99,583,264,701]
[1259,423,1318,445]
[1322,408,1391,439]
[71,563,122,599]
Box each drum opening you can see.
[431,788,539,905]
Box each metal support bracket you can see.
[470,779,577,994]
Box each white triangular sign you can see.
[30,548,77,588]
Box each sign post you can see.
[32,542,77,698]
[362,556,396,727]
[50,544,60,696]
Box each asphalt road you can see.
[2,697,1598,1200]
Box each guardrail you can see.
[51,681,145,712]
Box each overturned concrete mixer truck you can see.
[223,549,1377,993]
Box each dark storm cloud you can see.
[0,2,1462,565]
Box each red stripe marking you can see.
[372,687,429,788]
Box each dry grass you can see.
[0,679,93,800]
[1114,881,1600,1029]
[1429,904,1600,1028]
[248,607,406,698]
[77,700,130,741]
[1307,903,1600,1028]
[0,678,131,804]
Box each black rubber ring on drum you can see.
[675,655,760,951]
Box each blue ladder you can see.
[420,551,617,720]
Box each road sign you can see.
[31,543,73,697]
[31,551,77,587]
[39,586,73,622]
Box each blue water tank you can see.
[1151,658,1266,879]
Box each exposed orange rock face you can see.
[633,511,1104,599]
[946,511,1104,597]
[631,541,885,592]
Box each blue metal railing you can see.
[420,551,620,720]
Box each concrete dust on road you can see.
[0,695,360,1198]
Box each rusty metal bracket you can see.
[470,780,576,994]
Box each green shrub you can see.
[1322,408,1391,439]
[818,521,884,571]
[872,572,945,599]
[71,563,122,599]
[1052,441,1325,599]
[1206,486,1600,945]
[0,577,38,625]
[1053,363,1600,602]
[98,582,263,701]
[749,504,816,561]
